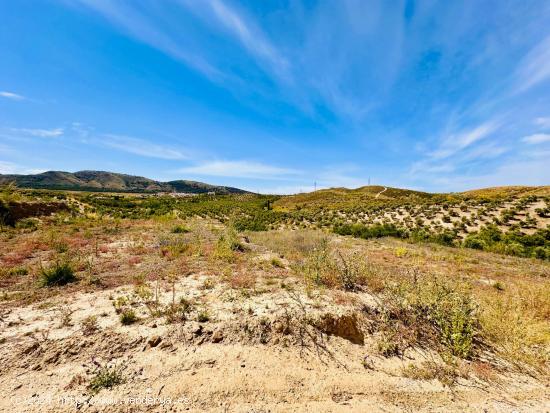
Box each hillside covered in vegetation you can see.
[0,170,249,194]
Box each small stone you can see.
[191,323,203,336]
[148,335,162,348]
[272,321,284,333]
[211,329,223,343]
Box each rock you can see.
[44,350,61,364]
[22,342,39,355]
[191,323,203,336]
[272,321,284,333]
[159,340,172,350]
[317,313,364,345]
[148,335,162,348]
[211,329,224,343]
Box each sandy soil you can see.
[1,274,548,413]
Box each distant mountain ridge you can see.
[0,170,249,194]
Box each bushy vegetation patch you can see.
[334,222,550,260]
[171,224,189,234]
[120,308,138,325]
[371,276,479,359]
[39,261,77,287]
[333,223,406,239]
[234,210,284,231]
[463,225,550,260]
[300,238,371,291]
[87,361,126,394]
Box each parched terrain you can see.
[0,188,549,412]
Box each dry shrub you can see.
[129,244,149,255]
[128,256,142,266]
[1,239,41,266]
[301,238,370,291]
[479,280,550,375]
[249,229,326,261]
[213,225,244,263]
[81,315,99,335]
[402,361,463,386]
[469,360,498,382]
[67,236,90,249]
[369,273,479,360]
[1,252,28,266]
[229,271,256,289]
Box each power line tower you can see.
[314,181,317,192]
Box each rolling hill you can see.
[0,170,249,194]
[273,184,550,211]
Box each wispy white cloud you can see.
[534,117,550,129]
[0,161,17,174]
[11,127,64,138]
[0,160,46,175]
[0,91,25,101]
[514,35,550,93]
[102,134,188,160]
[190,0,289,78]
[428,120,500,160]
[76,0,224,81]
[522,133,550,144]
[256,184,315,195]
[314,165,368,189]
[177,160,299,179]
[427,158,550,191]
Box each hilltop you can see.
[0,170,249,195]
[274,185,550,211]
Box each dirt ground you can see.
[1,272,549,411]
[1,219,549,412]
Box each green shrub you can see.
[171,225,189,234]
[197,309,210,322]
[463,235,485,250]
[380,277,478,359]
[15,218,39,231]
[120,309,138,325]
[0,266,28,278]
[87,363,126,394]
[333,223,405,239]
[533,246,547,260]
[40,262,77,287]
[270,257,284,268]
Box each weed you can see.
[87,361,126,394]
[120,309,138,325]
[56,305,74,327]
[402,361,461,386]
[376,333,400,357]
[375,275,479,359]
[40,261,77,287]
[493,281,505,291]
[171,224,189,234]
[81,315,99,335]
[197,309,210,322]
[164,298,193,323]
[395,247,408,257]
[270,257,284,268]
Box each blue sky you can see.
[1,0,549,193]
